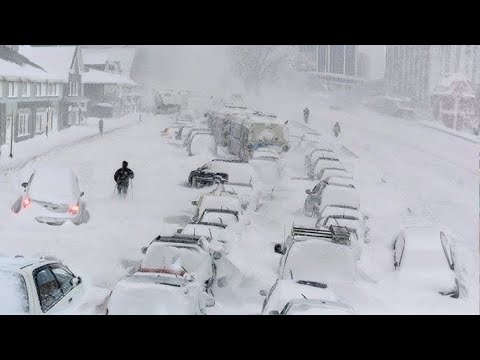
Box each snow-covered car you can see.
[1,256,85,314]
[107,268,215,315]
[276,228,357,284]
[315,186,360,217]
[197,208,244,228]
[177,222,233,253]
[187,132,217,157]
[315,168,353,184]
[305,148,336,175]
[175,109,196,123]
[140,234,222,294]
[11,167,90,226]
[223,179,262,211]
[304,177,356,216]
[192,191,242,221]
[250,149,285,184]
[316,215,370,244]
[161,125,182,139]
[392,226,459,297]
[311,158,345,180]
[176,124,194,141]
[259,279,355,315]
[188,159,258,189]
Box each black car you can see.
[188,159,246,188]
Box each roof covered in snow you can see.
[81,68,138,86]
[18,46,78,82]
[81,47,136,75]
[0,46,53,81]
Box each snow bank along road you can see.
[0,107,477,314]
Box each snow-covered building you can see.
[81,47,141,117]
[18,45,89,131]
[385,45,480,133]
[1,45,64,147]
[296,45,363,90]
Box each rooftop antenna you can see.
[301,294,307,300]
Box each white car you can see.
[223,181,262,211]
[11,167,90,226]
[315,186,360,217]
[260,279,355,315]
[192,191,242,221]
[107,269,214,315]
[312,158,345,180]
[392,226,459,297]
[277,234,357,284]
[0,256,90,315]
[304,177,356,216]
[140,234,222,294]
[250,149,285,185]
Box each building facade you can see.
[297,45,362,89]
[385,45,480,132]
[1,46,63,147]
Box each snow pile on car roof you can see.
[28,167,80,204]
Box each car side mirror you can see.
[177,229,183,234]
[268,310,280,315]
[21,182,28,188]
[192,201,198,206]
[259,289,268,297]
[274,243,285,254]
[141,247,148,254]
[70,276,81,286]
[80,192,85,197]
[305,189,311,195]
[213,251,222,260]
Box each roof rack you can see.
[291,225,352,246]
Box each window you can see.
[55,83,60,96]
[34,267,63,312]
[7,82,18,98]
[17,113,30,137]
[36,111,47,133]
[36,83,41,96]
[40,83,46,97]
[21,82,30,97]
[50,266,75,295]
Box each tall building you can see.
[297,45,362,89]
[385,45,480,133]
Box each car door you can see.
[33,266,67,314]
[49,264,84,309]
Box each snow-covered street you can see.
[1,98,477,314]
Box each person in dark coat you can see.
[303,107,310,124]
[114,161,135,197]
[99,118,104,136]
[334,122,341,137]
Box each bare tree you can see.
[229,45,299,95]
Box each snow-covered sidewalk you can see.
[419,120,479,144]
[0,112,144,172]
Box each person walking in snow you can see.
[333,122,341,137]
[303,107,310,124]
[114,161,135,198]
[99,118,104,136]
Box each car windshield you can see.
[200,212,238,226]
[0,271,29,314]
[282,241,355,283]
[200,195,241,214]
[142,243,209,275]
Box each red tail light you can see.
[68,204,80,215]
[23,196,31,208]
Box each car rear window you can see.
[0,271,29,314]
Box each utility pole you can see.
[9,111,14,158]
